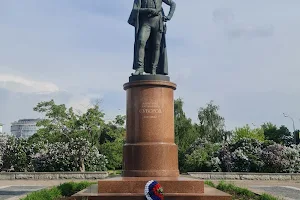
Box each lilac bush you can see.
[218,145,234,172]
[32,137,107,172]
[1,135,107,172]
[0,134,8,170]
[261,144,300,173]
[218,139,264,172]
[184,138,222,172]
[2,137,33,172]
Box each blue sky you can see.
[1,0,300,132]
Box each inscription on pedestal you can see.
[139,102,163,119]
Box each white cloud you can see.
[0,73,59,94]
[67,96,92,114]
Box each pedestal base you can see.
[123,143,180,177]
[71,177,232,200]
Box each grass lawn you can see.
[21,181,96,200]
[205,181,280,200]
[107,170,122,176]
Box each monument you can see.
[72,1,232,199]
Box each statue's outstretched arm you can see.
[163,0,176,20]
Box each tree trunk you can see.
[79,158,85,172]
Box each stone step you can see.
[71,185,232,200]
[97,177,204,194]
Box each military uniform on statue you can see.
[128,0,175,75]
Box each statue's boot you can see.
[132,68,144,75]
[151,67,157,75]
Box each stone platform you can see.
[70,177,231,200]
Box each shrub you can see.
[184,139,221,172]
[32,137,107,172]
[99,139,123,170]
[283,145,300,173]
[261,144,289,173]
[218,138,264,172]
[217,138,300,173]
[57,181,94,197]
[261,144,300,173]
[0,134,8,170]
[2,137,33,172]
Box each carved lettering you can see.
[139,109,162,114]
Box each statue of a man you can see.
[128,0,176,75]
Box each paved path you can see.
[0,186,46,200]
[0,179,300,200]
[212,180,300,200]
[0,180,78,200]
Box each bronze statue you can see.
[128,0,176,75]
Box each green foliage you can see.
[21,187,62,200]
[197,101,226,143]
[217,181,255,198]
[259,193,279,200]
[260,143,300,173]
[295,130,300,145]
[2,137,33,172]
[32,137,107,172]
[98,116,125,170]
[174,98,198,150]
[218,138,300,173]
[30,100,125,171]
[262,123,293,146]
[174,98,198,171]
[204,180,216,187]
[31,99,105,146]
[231,139,264,172]
[184,139,221,172]
[99,140,123,170]
[21,181,95,200]
[232,124,265,142]
[57,181,94,197]
[0,134,8,170]
[3,97,299,176]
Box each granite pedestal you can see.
[72,75,231,200]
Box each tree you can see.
[184,138,221,172]
[31,99,125,171]
[197,101,225,143]
[174,98,198,171]
[31,99,105,147]
[174,98,198,151]
[232,124,265,142]
[99,115,126,170]
[294,130,300,145]
[262,123,293,146]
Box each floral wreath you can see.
[144,180,164,200]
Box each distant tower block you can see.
[0,123,3,133]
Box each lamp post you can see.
[283,113,296,132]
